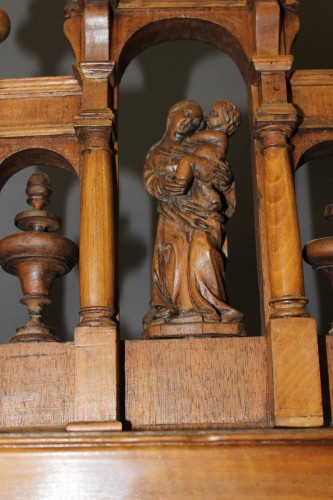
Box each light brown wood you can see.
[290,70,333,166]
[75,109,117,327]
[0,4,331,496]
[0,343,74,428]
[267,318,323,427]
[0,429,332,499]
[72,326,121,426]
[0,172,78,343]
[125,337,270,429]
[142,99,246,337]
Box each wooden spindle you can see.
[75,109,117,328]
[304,203,333,334]
[0,172,78,342]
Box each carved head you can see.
[208,99,241,137]
[166,100,204,142]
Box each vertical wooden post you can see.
[253,56,323,427]
[256,122,308,319]
[68,62,121,431]
[75,109,116,328]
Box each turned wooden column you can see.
[255,122,322,427]
[252,56,322,427]
[257,122,308,319]
[75,109,116,327]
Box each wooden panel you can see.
[72,326,121,426]
[267,318,323,427]
[0,430,332,499]
[291,70,333,127]
[0,77,82,137]
[0,343,74,428]
[125,337,270,429]
[118,0,251,7]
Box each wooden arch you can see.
[0,148,77,191]
[115,17,251,83]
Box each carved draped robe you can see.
[143,140,237,327]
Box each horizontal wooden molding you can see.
[0,126,76,138]
[0,429,333,449]
[291,69,333,87]
[118,0,251,9]
[0,76,82,99]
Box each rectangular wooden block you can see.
[324,335,333,424]
[73,326,120,425]
[0,342,74,428]
[125,337,270,429]
[267,318,323,427]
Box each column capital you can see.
[253,55,294,73]
[74,108,115,144]
[74,62,116,88]
[256,121,295,152]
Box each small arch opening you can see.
[117,17,251,85]
[296,155,332,334]
[0,163,79,343]
[0,147,77,190]
[119,40,259,339]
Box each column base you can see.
[267,317,323,427]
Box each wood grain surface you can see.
[267,318,323,427]
[125,337,270,429]
[0,429,331,499]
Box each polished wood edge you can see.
[117,0,249,13]
[0,429,332,449]
[291,69,333,86]
[0,76,82,97]
[296,118,333,129]
[144,322,246,339]
[275,416,324,427]
[66,421,123,432]
[0,126,76,138]
[130,422,272,431]
[253,55,293,72]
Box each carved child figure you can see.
[143,99,245,337]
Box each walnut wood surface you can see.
[267,318,323,427]
[290,70,333,166]
[143,99,245,335]
[0,429,332,499]
[0,343,74,428]
[0,0,328,448]
[125,337,270,429]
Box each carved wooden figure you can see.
[0,172,78,342]
[143,99,245,338]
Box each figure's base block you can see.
[126,336,269,429]
[144,321,246,338]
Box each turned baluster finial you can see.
[0,172,79,343]
[304,203,333,335]
[0,8,10,43]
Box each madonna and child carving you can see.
[143,99,246,338]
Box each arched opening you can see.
[0,157,79,343]
[296,153,332,335]
[116,17,251,84]
[119,40,259,339]
[0,147,77,190]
